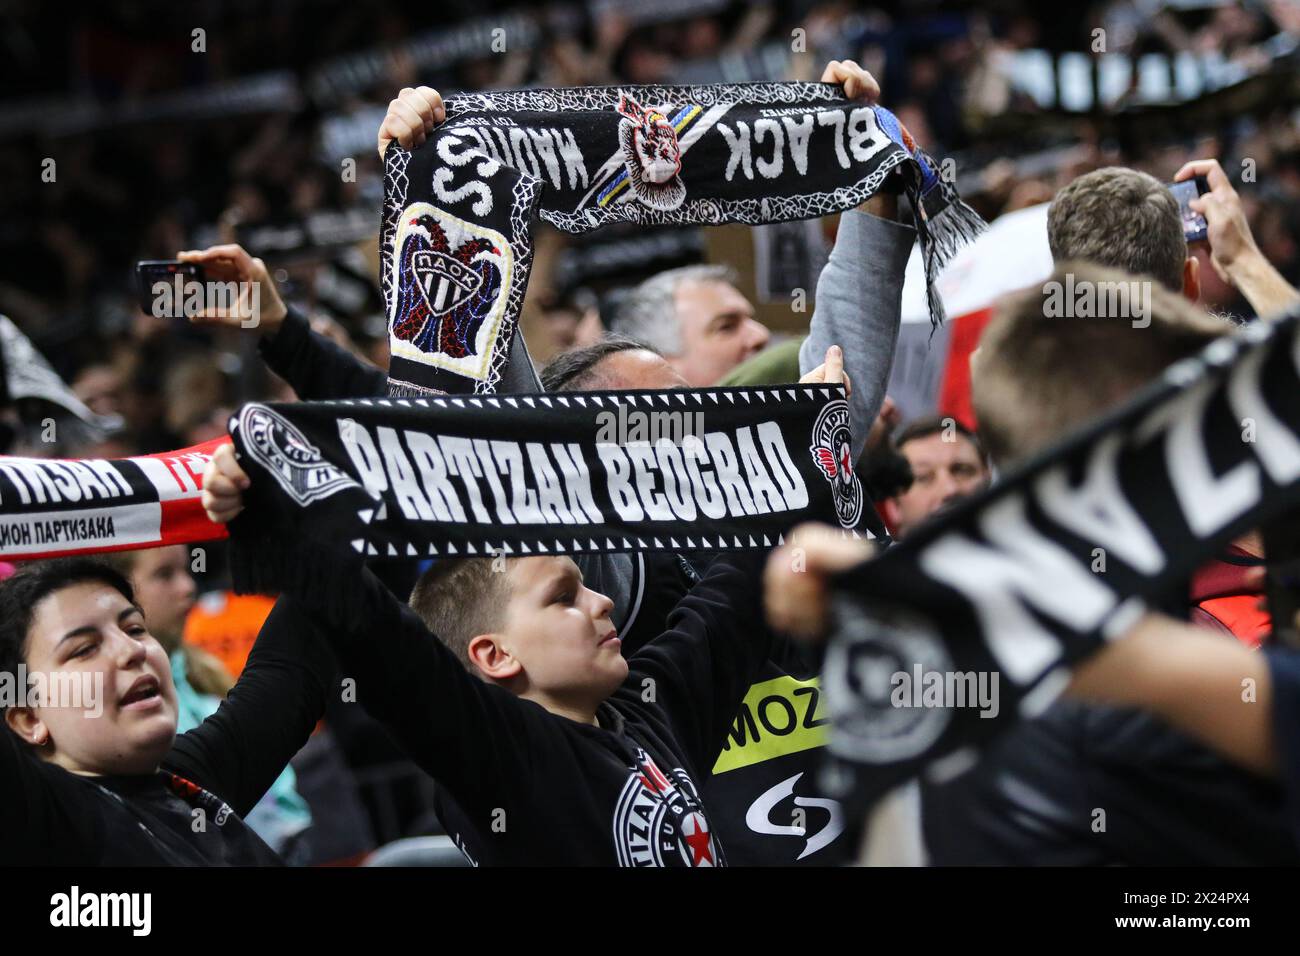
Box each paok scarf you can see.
[380,82,984,395]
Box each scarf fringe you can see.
[927,198,988,273]
[914,194,988,332]
[229,526,371,627]
[387,379,447,398]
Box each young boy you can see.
[0,557,335,864]
[205,439,776,866]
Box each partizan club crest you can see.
[613,748,722,867]
[809,400,864,529]
[821,602,953,765]
[236,404,358,507]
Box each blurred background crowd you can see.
[2,0,1299,862]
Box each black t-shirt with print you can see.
[626,553,849,865]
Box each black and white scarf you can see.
[820,308,1300,813]
[380,82,984,395]
[226,384,866,608]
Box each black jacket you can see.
[921,697,1300,865]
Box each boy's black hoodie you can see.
[303,551,773,866]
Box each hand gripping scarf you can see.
[818,307,1300,815]
[380,82,985,396]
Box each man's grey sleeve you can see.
[799,210,916,459]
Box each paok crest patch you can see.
[389,202,513,384]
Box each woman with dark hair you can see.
[0,557,334,864]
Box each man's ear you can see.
[5,706,48,748]
[466,634,523,683]
[1183,255,1200,304]
[968,345,983,388]
[879,497,901,534]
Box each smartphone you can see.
[1167,175,1210,243]
[136,260,203,317]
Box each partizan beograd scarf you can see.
[224,384,866,608]
[817,306,1300,816]
[380,82,985,396]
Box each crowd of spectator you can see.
[2,0,1300,862]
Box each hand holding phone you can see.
[1172,158,1300,316]
[1167,175,1210,244]
[136,260,204,318]
[138,246,288,335]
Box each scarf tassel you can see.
[228,515,373,628]
[913,191,988,333]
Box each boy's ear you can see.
[5,706,48,748]
[467,633,523,682]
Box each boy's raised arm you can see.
[627,346,857,769]
[628,550,775,771]
[200,443,544,808]
[283,555,546,810]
